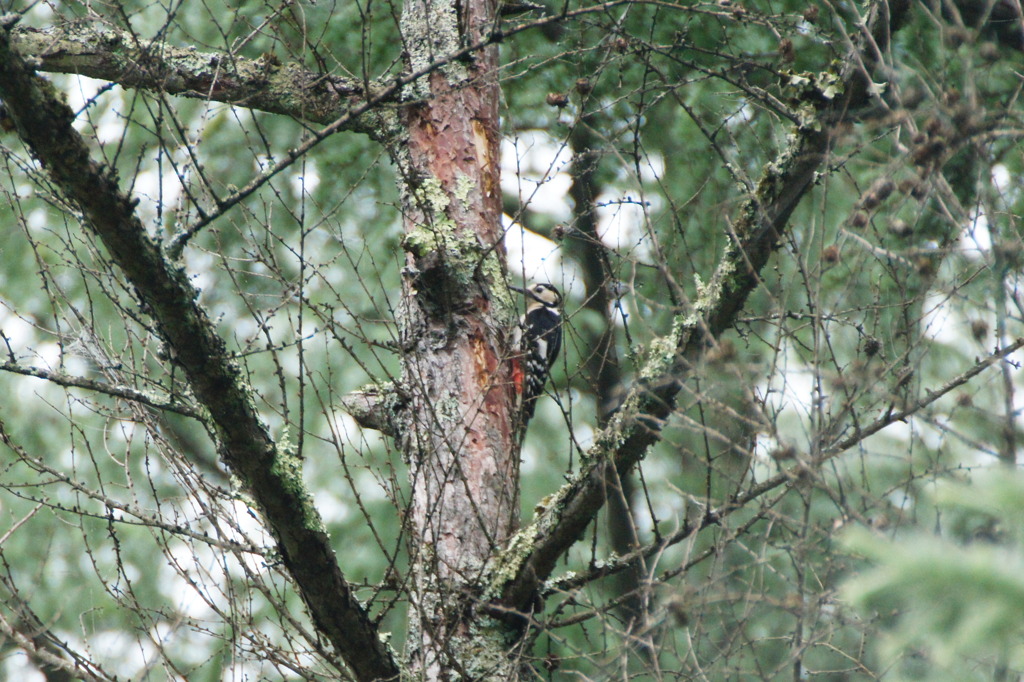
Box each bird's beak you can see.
[508,284,525,294]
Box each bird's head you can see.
[511,282,561,310]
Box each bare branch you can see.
[0,589,115,682]
[10,23,369,127]
[340,384,401,437]
[0,360,204,419]
[494,0,916,614]
[542,337,1024,597]
[0,19,398,682]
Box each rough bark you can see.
[388,0,524,677]
[0,18,398,682]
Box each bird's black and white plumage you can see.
[510,282,563,428]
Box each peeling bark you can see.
[388,0,528,677]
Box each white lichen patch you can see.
[415,176,451,213]
[454,172,476,209]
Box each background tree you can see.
[1,0,1024,680]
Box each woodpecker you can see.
[510,282,563,428]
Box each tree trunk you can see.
[389,0,524,677]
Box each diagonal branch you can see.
[0,17,398,682]
[0,605,114,682]
[544,337,1024,595]
[495,0,915,614]
[10,23,371,127]
[0,361,204,419]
